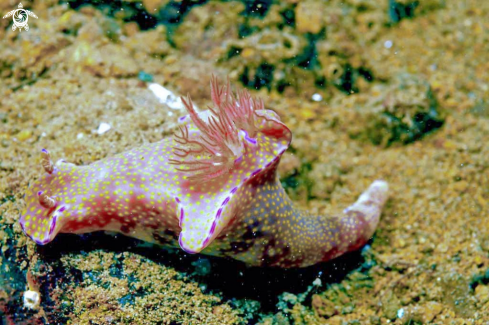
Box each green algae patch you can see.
[349,73,446,146]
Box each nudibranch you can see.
[20,77,388,268]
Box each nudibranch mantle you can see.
[20,77,389,268]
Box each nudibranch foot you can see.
[20,77,390,268]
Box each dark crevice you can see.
[388,0,419,24]
[10,66,51,92]
[64,0,207,31]
[240,63,275,91]
[240,0,273,18]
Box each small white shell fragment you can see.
[397,308,405,318]
[96,122,111,135]
[23,290,40,309]
[148,83,184,110]
[311,93,322,102]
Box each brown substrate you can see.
[0,0,488,324]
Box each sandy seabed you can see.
[0,0,488,324]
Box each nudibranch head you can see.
[20,150,70,245]
[170,76,292,254]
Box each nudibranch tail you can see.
[338,180,389,255]
[344,180,389,229]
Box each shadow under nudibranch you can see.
[36,231,371,313]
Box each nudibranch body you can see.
[20,77,388,268]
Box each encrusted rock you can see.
[349,73,445,146]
